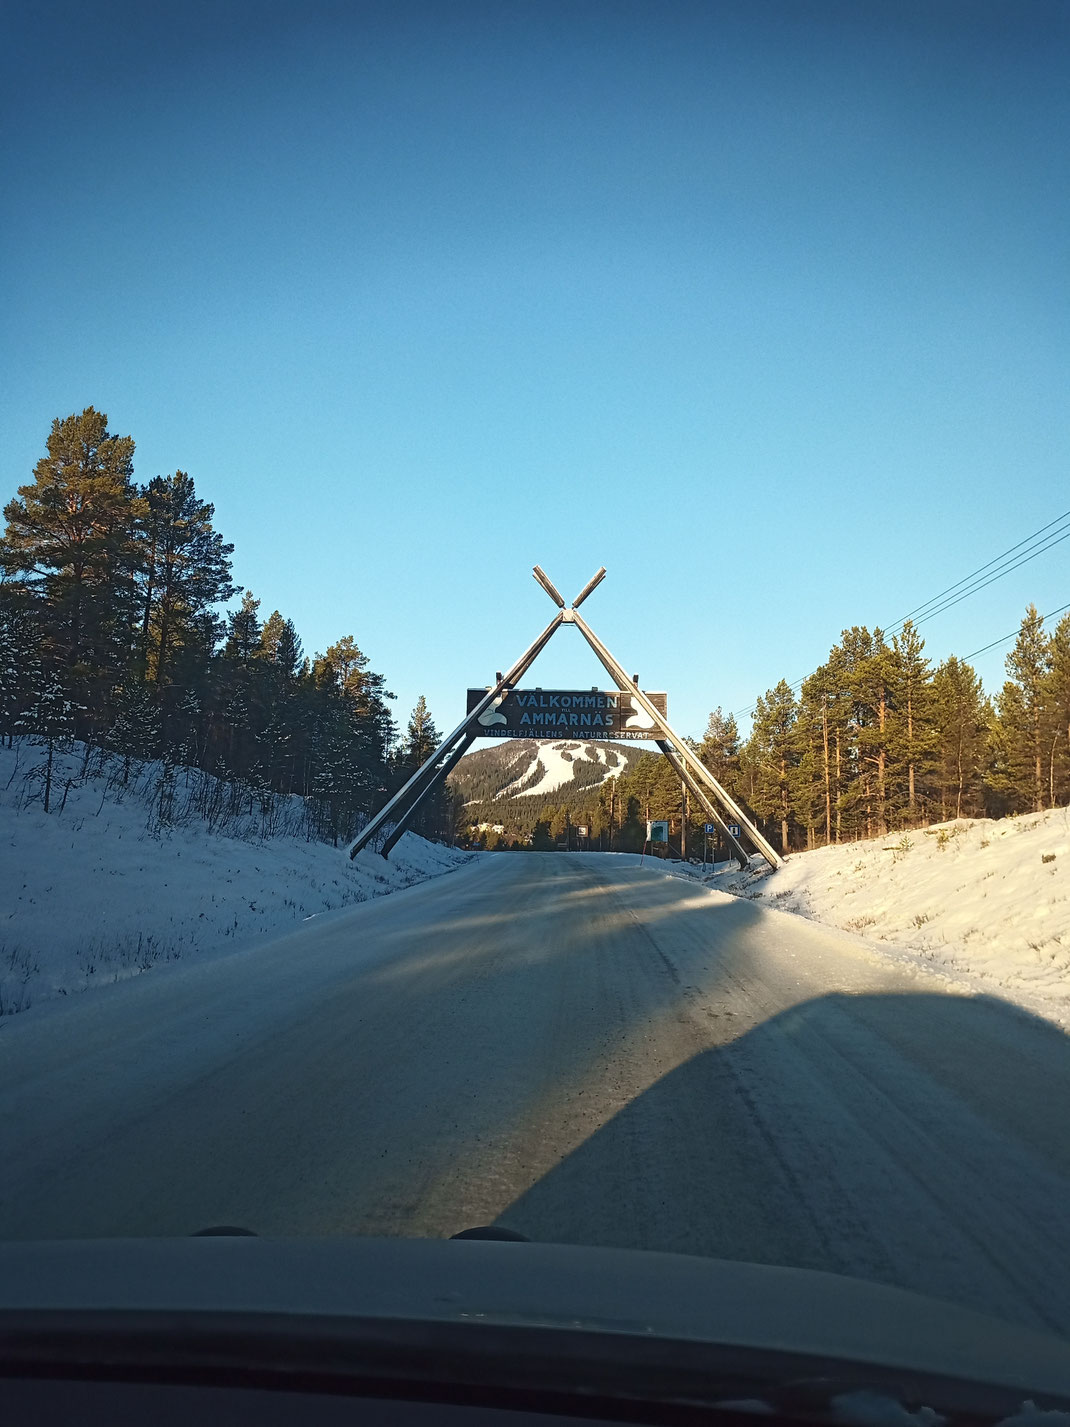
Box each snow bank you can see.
[0,740,472,1017]
[657,811,1070,1025]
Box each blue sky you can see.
[3,0,1067,739]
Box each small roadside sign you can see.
[728,823,741,838]
[646,820,669,844]
[702,823,716,834]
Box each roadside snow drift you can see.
[0,741,471,1017]
[702,810,1070,1024]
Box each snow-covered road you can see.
[4,853,1070,1336]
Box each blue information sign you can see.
[728,823,742,837]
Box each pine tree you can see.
[1,408,138,696]
[317,636,375,699]
[931,657,989,819]
[618,790,645,850]
[996,605,1052,812]
[729,599,1067,844]
[697,707,740,792]
[799,659,848,845]
[106,680,161,783]
[275,619,304,679]
[256,707,292,789]
[628,752,675,824]
[0,610,40,746]
[789,695,825,850]
[17,673,78,812]
[889,621,936,826]
[746,679,799,854]
[405,695,439,765]
[597,778,617,851]
[1045,612,1070,808]
[221,689,250,768]
[173,690,203,771]
[0,417,407,845]
[314,635,395,793]
[225,591,262,665]
[0,619,18,745]
[138,471,236,686]
[650,754,685,822]
[311,713,374,847]
[261,610,303,682]
[828,627,896,839]
[400,695,447,837]
[260,610,287,663]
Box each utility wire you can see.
[732,511,1070,719]
[962,601,1070,662]
[892,524,1070,637]
[887,508,1070,630]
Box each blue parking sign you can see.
[702,823,716,834]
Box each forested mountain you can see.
[0,408,453,844]
[449,740,641,840]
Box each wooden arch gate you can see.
[346,567,782,870]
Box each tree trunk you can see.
[907,690,916,823]
[156,614,169,687]
[1034,698,1043,813]
[44,739,54,814]
[822,697,831,845]
[955,725,964,820]
[877,690,887,835]
[141,535,156,667]
[779,757,789,854]
[834,732,841,843]
[1052,731,1060,810]
[69,555,85,668]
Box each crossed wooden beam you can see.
[346,568,782,869]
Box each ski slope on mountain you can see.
[449,740,641,821]
[499,741,628,799]
[0,741,471,1017]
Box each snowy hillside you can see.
[497,741,630,799]
[449,739,640,806]
[703,810,1070,1025]
[0,740,471,1018]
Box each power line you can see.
[962,601,1070,662]
[887,508,1070,630]
[731,511,1070,719]
[894,525,1070,636]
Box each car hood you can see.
[1,1237,1069,1419]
